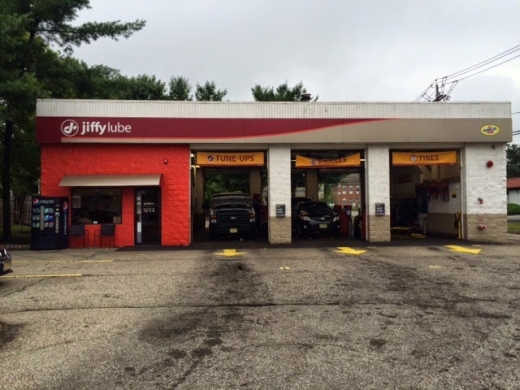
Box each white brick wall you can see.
[268,146,292,217]
[365,145,391,242]
[268,146,292,243]
[462,144,507,215]
[365,145,390,217]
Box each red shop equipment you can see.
[261,205,268,224]
[340,205,352,236]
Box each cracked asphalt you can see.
[0,241,519,389]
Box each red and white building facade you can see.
[36,99,513,247]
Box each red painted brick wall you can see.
[41,144,191,247]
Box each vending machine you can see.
[30,196,69,250]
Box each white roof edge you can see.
[36,99,512,119]
[36,98,512,104]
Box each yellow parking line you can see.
[445,245,482,254]
[335,247,367,255]
[14,260,113,264]
[214,249,246,257]
[1,274,83,279]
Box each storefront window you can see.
[72,188,122,224]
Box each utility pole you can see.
[433,81,446,102]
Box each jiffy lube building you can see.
[35,99,512,248]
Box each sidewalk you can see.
[4,232,520,252]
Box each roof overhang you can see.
[59,174,161,187]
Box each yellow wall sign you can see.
[480,124,500,136]
[196,151,265,166]
[295,153,361,168]
[392,151,457,166]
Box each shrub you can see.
[507,203,520,215]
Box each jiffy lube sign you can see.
[61,119,132,137]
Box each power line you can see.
[416,43,520,102]
[443,44,520,81]
[451,53,520,83]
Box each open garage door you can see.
[291,150,366,241]
[390,150,461,240]
[190,151,267,242]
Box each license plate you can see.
[230,228,238,233]
[319,224,328,229]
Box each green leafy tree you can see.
[37,52,124,100]
[0,0,145,242]
[117,74,166,100]
[507,143,520,178]
[251,81,318,102]
[195,80,227,101]
[168,76,193,101]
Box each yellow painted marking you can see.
[14,260,113,264]
[279,266,290,270]
[1,274,83,279]
[335,247,367,255]
[445,245,482,255]
[214,249,246,257]
[429,265,442,269]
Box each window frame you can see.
[71,187,123,225]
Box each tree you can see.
[195,80,227,101]
[0,0,145,242]
[117,74,166,100]
[251,81,318,102]
[507,143,520,178]
[168,76,192,101]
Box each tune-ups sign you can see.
[196,152,265,166]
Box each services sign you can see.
[196,152,265,166]
[295,153,361,168]
[392,151,457,166]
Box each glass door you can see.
[135,188,161,245]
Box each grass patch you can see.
[508,222,520,234]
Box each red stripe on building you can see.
[36,117,382,143]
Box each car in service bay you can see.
[293,201,340,238]
[208,193,257,240]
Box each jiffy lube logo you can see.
[61,119,132,137]
[61,120,80,137]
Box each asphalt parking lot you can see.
[0,239,519,390]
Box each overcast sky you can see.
[72,0,520,143]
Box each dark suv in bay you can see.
[208,193,257,240]
[293,201,340,238]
